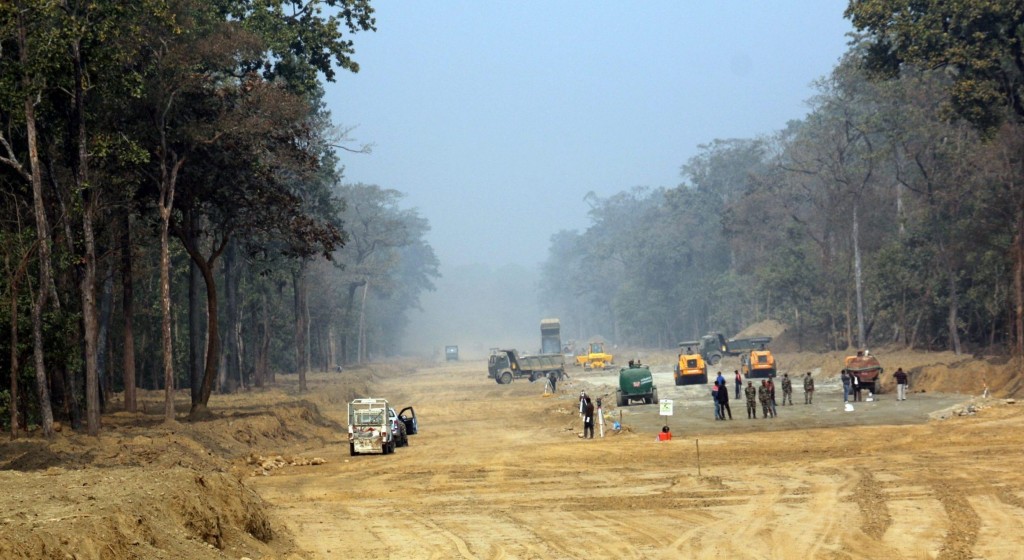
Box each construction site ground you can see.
[2,347,1023,559]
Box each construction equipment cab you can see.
[742,344,777,378]
[674,340,708,385]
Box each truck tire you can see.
[652,388,659,405]
[873,379,881,394]
[616,389,626,407]
[709,354,721,366]
[349,443,357,456]
[498,371,513,384]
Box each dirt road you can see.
[252,360,1024,560]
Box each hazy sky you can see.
[325,1,854,270]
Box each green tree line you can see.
[543,2,1024,359]
[0,0,438,438]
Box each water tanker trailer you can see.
[616,364,659,406]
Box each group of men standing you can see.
[730,371,817,419]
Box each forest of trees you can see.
[542,3,1024,358]
[1,0,438,437]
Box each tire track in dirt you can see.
[852,468,891,539]
[931,479,980,560]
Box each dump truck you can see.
[674,340,709,385]
[742,347,778,378]
[488,349,565,385]
[540,318,562,355]
[698,332,773,365]
[347,398,397,456]
[616,363,659,406]
[574,340,614,369]
[844,351,884,394]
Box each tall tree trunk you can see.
[358,281,369,363]
[342,281,362,365]
[255,290,269,387]
[184,250,222,416]
[223,241,241,392]
[293,263,309,391]
[7,245,33,439]
[121,213,137,412]
[188,253,204,403]
[20,24,55,438]
[158,154,184,423]
[852,201,866,349]
[70,36,101,437]
[943,251,963,355]
[97,262,114,411]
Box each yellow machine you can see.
[742,347,778,378]
[674,340,708,385]
[574,341,614,369]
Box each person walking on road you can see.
[894,368,909,401]
[718,379,733,420]
[582,396,595,438]
[548,370,558,393]
[745,381,758,419]
[851,373,861,402]
[804,372,815,404]
[781,373,793,406]
[758,380,773,418]
[734,370,743,399]
[711,381,723,420]
[841,369,852,403]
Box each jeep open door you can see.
[398,406,417,435]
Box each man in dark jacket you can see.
[717,379,733,420]
[582,396,595,438]
[894,368,909,401]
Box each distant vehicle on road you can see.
[488,349,565,384]
[445,345,459,361]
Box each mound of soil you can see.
[0,362,406,560]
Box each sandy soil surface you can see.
[2,348,1022,560]
[252,357,1023,560]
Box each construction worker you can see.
[745,381,758,419]
[781,373,793,405]
[804,372,815,404]
[758,380,772,419]
[582,396,595,438]
[894,367,909,401]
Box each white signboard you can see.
[659,399,674,416]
